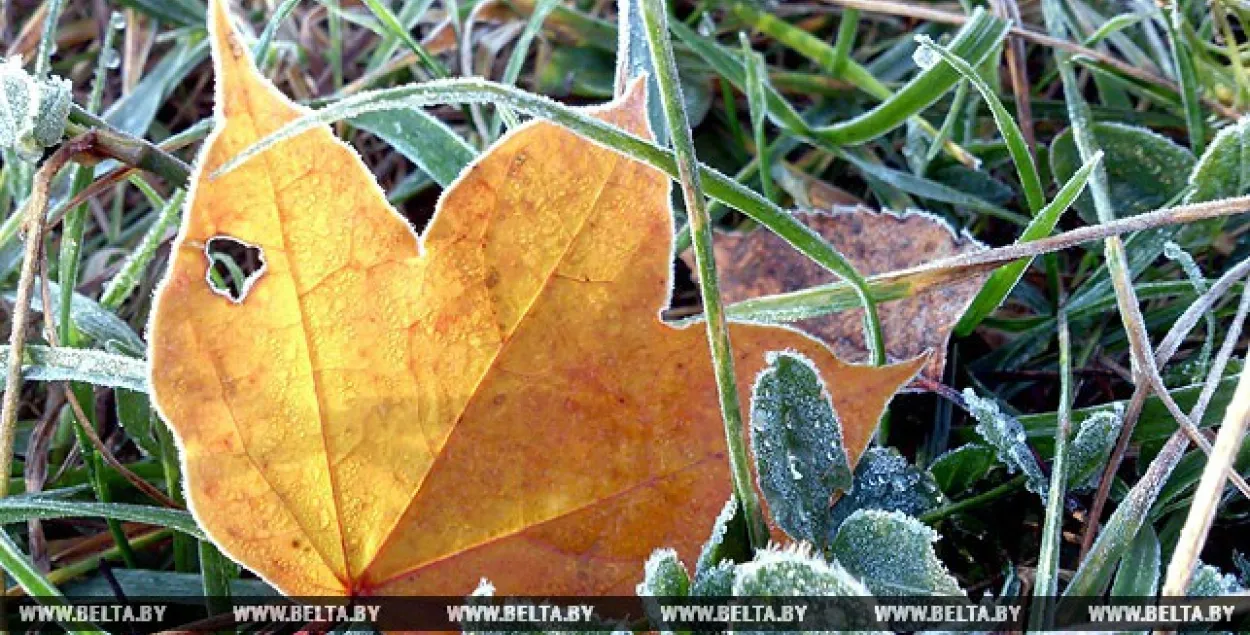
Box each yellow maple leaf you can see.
[148,0,924,596]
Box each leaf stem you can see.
[639,0,768,548]
[919,474,1026,523]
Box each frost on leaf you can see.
[750,352,852,545]
[1189,562,1245,596]
[685,208,985,385]
[829,509,965,598]
[638,548,691,597]
[963,388,1047,497]
[733,545,872,597]
[1050,122,1194,221]
[1064,407,1123,491]
[1187,116,1250,204]
[828,447,944,538]
[0,57,70,161]
[694,497,749,580]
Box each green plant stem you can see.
[920,474,1026,523]
[1031,308,1071,630]
[639,0,767,548]
[34,0,66,77]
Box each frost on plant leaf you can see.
[1187,115,1250,204]
[733,545,872,597]
[685,208,983,385]
[1049,121,1194,221]
[1064,407,1123,491]
[0,57,70,161]
[150,0,932,597]
[694,497,749,579]
[963,388,1047,497]
[828,447,944,538]
[638,548,691,597]
[1189,562,1245,596]
[750,352,852,545]
[829,509,964,598]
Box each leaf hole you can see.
[204,235,266,303]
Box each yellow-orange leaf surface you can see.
[148,0,924,597]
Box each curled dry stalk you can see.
[1081,256,1250,556]
[1160,300,1250,598]
[0,131,180,509]
[0,133,98,501]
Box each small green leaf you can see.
[10,282,145,356]
[115,389,160,456]
[1186,116,1250,204]
[638,549,691,597]
[694,497,750,578]
[1065,407,1123,491]
[829,509,964,597]
[828,447,944,538]
[749,352,852,545]
[963,389,1047,497]
[733,545,872,596]
[1049,122,1195,222]
[928,443,996,496]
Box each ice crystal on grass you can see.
[963,388,1047,497]
[828,447,944,538]
[828,509,964,597]
[750,352,852,545]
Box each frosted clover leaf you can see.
[829,509,965,597]
[962,388,1047,498]
[733,544,872,596]
[0,57,71,161]
[828,446,944,538]
[749,352,853,545]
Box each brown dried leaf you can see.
[688,208,987,386]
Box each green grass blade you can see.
[1030,309,1072,629]
[252,0,303,65]
[359,0,448,79]
[640,0,768,547]
[740,35,776,202]
[915,35,1045,213]
[955,151,1102,335]
[0,498,202,538]
[0,530,105,633]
